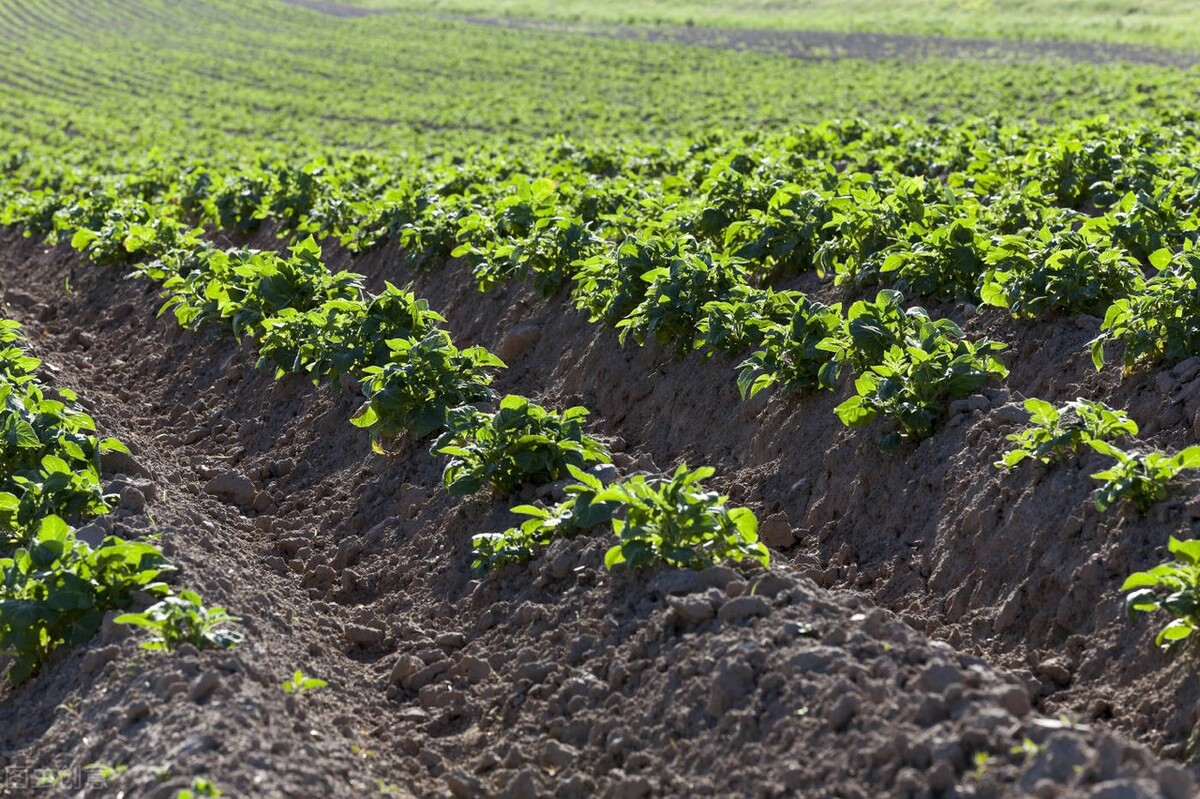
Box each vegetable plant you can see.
[351,331,504,449]
[997,397,1138,467]
[600,464,769,571]
[1123,537,1200,648]
[0,516,172,683]
[115,590,242,652]
[1089,440,1200,514]
[282,669,328,693]
[473,465,618,569]
[828,292,1008,447]
[435,396,610,496]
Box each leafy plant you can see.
[616,248,744,354]
[829,292,1008,447]
[282,669,328,693]
[997,397,1138,467]
[115,590,242,652]
[472,465,618,569]
[1091,251,1200,373]
[258,283,445,381]
[600,464,769,571]
[1089,440,1200,513]
[435,396,610,496]
[351,331,504,448]
[980,229,1141,318]
[175,778,223,799]
[0,516,172,683]
[1122,537,1200,648]
[736,294,843,399]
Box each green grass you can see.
[335,0,1200,51]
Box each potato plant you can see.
[472,466,618,570]
[435,396,610,497]
[997,397,1138,468]
[0,516,172,683]
[1123,537,1200,649]
[351,331,504,448]
[827,292,1008,448]
[116,590,242,652]
[1088,440,1200,514]
[600,464,768,571]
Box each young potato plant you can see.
[736,294,843,399]
[1088,440,1200,514]
[997,397,1138,468]
[157,238,362,341]
[616,248,745,354]
[351,331,504,449]
[980,229,1141,318]
[116,590,242,652]
[600,464,769,571]
[697,286,801,356]
[0,516,172,683]
[435,396,610,497]
[1123,537,1200,649]
[1091,250,1200,373]
[0,371,129,543]
[258,283,446,382]
[281,669,327,694]
[828,292,1008,448]
[472,465,618,569]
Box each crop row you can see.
[7,119,1200,447]
[39,218,776,569]
[0,319,227,683]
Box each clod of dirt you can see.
[204,470,257,507]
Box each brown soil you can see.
[278,0,384,18]
[1,228,1198,798]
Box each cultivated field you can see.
[2,1,1200,797]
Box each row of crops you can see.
[4,0,1200,696]
[6,109,1200,666]
[0,317,209,683]
[8,115,1200,445]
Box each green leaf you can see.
[834,396,875,428]
[1168,537,1200,566]
[1156,618,1194,646]
[1120,572,1160,591]
[350,404,378,429]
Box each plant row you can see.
[0,318,232,683]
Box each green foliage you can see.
[1091,251,1200,373]
[0,516,172,683]
[997,397,1138,467]
[1088,440,1200,514]
[258,283,445,381]
[827,292,1008,447]
[156,238,362,341]
[1123,537,1200,649]
[281,669,328,694]
[175,778,223,799]
[115,590,242,652]
[435,396,610,497]
[736,294,843,399]
[980,229,1142,318]
[472,465,618,569]
[600,464,769,571]
[351,332,504,448]
[616,247,745,354]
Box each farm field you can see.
[330,0,1200,51]
[3,0,1200,797]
